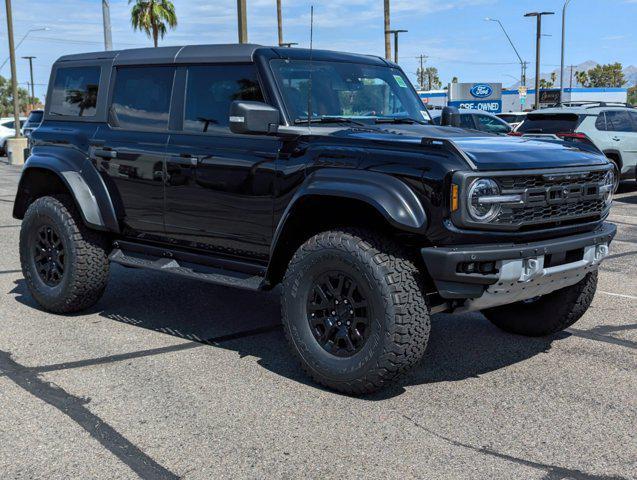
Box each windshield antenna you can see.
[307,5,314,132]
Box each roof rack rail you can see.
[556,101,635,109]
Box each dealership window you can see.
[49,66,101,117]
[604,110,634,132]
[184,65,263,133]
[110,66,175,130]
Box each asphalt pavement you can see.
[0,158,635,479]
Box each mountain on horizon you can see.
[507,61,637,89]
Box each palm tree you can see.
[129,0,177,48]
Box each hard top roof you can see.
[55,44,389,67]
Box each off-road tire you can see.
[20,195,110,313]
[482,271,597,337]
[281,229,430,395]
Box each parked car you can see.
[0,116,27,155]
[22,109,44,138]
[515,103,637,190]
[431,108,512,134]
[14,45,616,394]
[497,111,527,129]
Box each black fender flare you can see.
[270,168,427,257]
[14,154,120,233]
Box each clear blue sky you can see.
[1,0,636,101]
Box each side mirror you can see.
[440,106,461,127]
[229,101,280,135]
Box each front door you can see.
[91,65,176,239]
[164,64,279,260]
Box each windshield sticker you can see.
[393,75,408,88]
[421,110,429,120]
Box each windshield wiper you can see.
[294,116,365,126]
[373,117,426,125]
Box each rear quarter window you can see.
[49,66,101,117]
[517,113,581,134]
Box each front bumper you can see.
[421,222,616,312]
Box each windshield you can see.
[270,59,430,124]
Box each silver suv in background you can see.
[515,103,637,190]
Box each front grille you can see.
[494,169,608,228]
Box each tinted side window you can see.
[517,113,580,134]
[111,66,175,130]
[630,112,637,131]
[49,66,100,117]
[605,111,633,132]
[459,114,475,129]
[595,113,607,131]
[184,64,263,133]
[475,114,511,134]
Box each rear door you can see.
[91,65,175,239]
[601,110,637,171]
[164,63,279,260]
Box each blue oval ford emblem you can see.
[470,84,493,98]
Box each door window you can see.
[184,64,263,133]
[595,113,607,131]
[110,66,175,130]
[474,114,511,134]
[458,114,475,129]
[605,111,633,132]
[49,66,101,117]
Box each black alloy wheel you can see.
[307,271,371,357]
[33,224,65,286]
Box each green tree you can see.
[575,63,625,88]
[0,75,37,116]
[628,85,637,106]
[129,0,177,47]
[539,72,557,89]
[417,66,441,91]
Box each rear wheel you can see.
[20,195,110,313]
[482,271,597,337]
[281,229,430,395]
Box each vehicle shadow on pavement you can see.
[615,182,637,203]
[11,265,563,399]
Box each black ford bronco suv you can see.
[14,44,617,394]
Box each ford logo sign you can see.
[470,84,493,98]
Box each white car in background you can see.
[515,103,637,190]
[0,117,27,156]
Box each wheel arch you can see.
[265,169,428,287]
[13,155,119,233]
[602,149,623,170]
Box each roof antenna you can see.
[307,5,314,131]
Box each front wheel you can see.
[20,195,110,313]
[281,229,431,395]
[482,271,598,337]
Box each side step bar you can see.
[109,248,265,291]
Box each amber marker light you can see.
[451,184,459,212]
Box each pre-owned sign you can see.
[448,82,503,113]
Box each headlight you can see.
[601,170,614,207]
[467,178,501,222]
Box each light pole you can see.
[277,0,283,46]
[384,0,391,61]
[485,17,526,86]
[388,29,407,64]
[525,11,554,110]
[22,56,36,107]
[560,0,574,102]
[0,27,49,72]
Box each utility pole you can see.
[388,29,407,64]
[4,0,22,138]
[22,56,35,107]
[237,0,248,44]
[525,11,555,110]
[102,0,113,50]
[276,0,283,46]
[383,0,391,60]
[418,54,426,90]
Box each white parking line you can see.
[599,291,637,300]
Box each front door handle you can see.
[178,153,200,166]
[94,147,117,159]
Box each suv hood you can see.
[329,124,608,171]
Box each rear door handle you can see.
[611,136,621,142]
[178,153,200,165]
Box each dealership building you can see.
[418,84,629,112]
